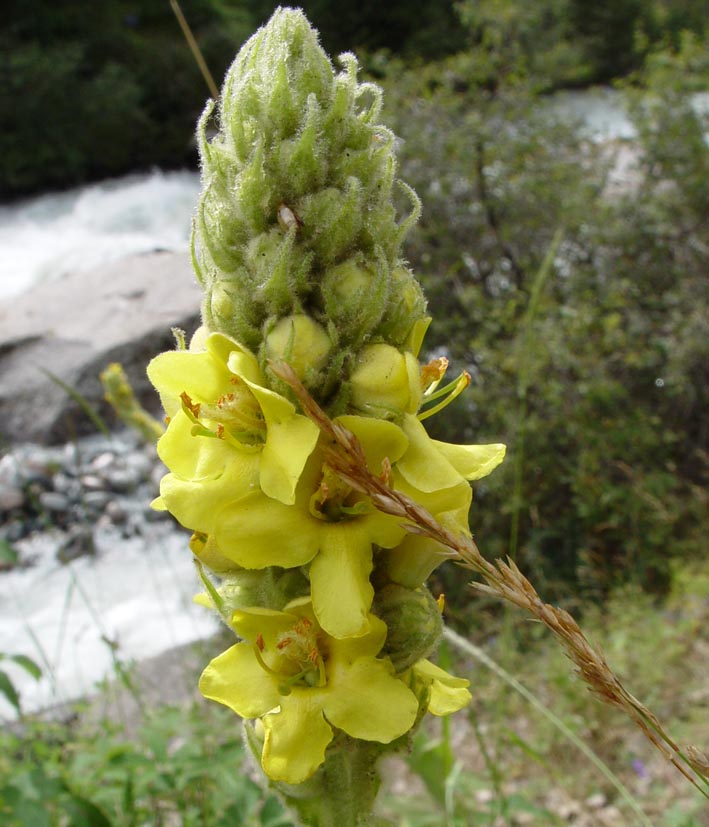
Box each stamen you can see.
[421,357,449,394]
[418,371,470,422]
[180,391,201,419]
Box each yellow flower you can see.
[410,659,472,715]
[213,415,410,639]
[147,332,320,533]
[199,598,419,784]
[385,413,506,588]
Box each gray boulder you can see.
[0,252,202,445]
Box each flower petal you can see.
[216,492,320,569]
[396,415,465,493]
[147,349,230,417]
[310,523,375,639]
[431,441,506,481]
[413,659,471,716]
[337,415,409,469]
[199,642,280,718]
[323,658,418,742]
[230,606,298,648]
[261,693,333,783]
[160,449,260,533]
[244,379,320,504]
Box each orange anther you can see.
[421,357,449,390]
[180,391,201,418]
[256,633,265,652]
[277,636,293,650]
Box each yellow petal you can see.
[216,493,320,569]
[396,415,464,493]
[199,642,280,718]
[160,450,259,533]
[147,349,230,417]
[230,606,298,649]
[327,613,388,663]
[337,414,409,469]
[413,659,471,716]
[323,658,418,742]
[310,523,375,639]
[261,693,333,783]
[245,379,320,504]
[431,441,506,481]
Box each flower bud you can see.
[349,344,422,417]
[322,257,388,342]
[264,315,332,382]
[374,266,428,350]
[373,584,442,672]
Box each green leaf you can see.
[0,669,21,713]
[1,785,51,827]
[0,539,19,567]
[9,655,42,681]
[64,793,113,827]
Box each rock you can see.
[38,491,70,513]
[0,251,202,446]
[585,792,607,809]
[82,491,111,512]
[104,466,142,493]
[56,525,96,563]
[0,483,24,513]
[80,474,107,491]
[105,499,127,524]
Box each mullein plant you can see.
[148,8,505,825]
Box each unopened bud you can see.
[264,315,332,381]
[373,584,442,672]
[322,258,388,342]
[349,344,422,417]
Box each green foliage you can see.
[243,0,466,60]
[0,653,42,715]
[0,0,255,197]
[378,43,708,606]
[454,0,708,88]
[0,700,291,827]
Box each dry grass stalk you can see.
[271,361,709,795]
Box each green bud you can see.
[192,8,427,404]
[349,344,422,418]
[374,266,428,350]
[373,584,443,672]
[322,255,389,343]
[264,314,332,383]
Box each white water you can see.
[0,519,217,719]
[0,168,200,300]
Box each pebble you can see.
[38,491,70,512]
[56,525,96,563]
[585,792,607,809]
[83,491,111,512]
[105,467,142,493]
[105,499,127,524]
[89,452,116,473]
[0,429,166,571]
[0,484,24,513]
[80,474,107,491]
